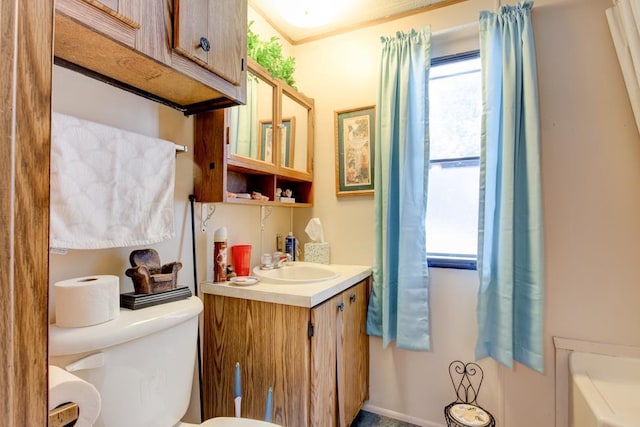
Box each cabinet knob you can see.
[337,302,344,312]
[199,37,211,52]
[349,293,356,303]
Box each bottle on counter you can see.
[213,226,228,282]
[285,231,296,261]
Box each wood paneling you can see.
[194,110,227,203]
[0,0,53,425]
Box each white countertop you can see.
[200,264,372,308]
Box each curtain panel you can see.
[606,0,640,134]
[475,1,545,373]
[366,28,432,351]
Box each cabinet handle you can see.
[349,293,356,303]
[199,37,211,52]
[337,302,344,312]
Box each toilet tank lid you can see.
[49,296,203,356]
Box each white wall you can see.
[50,66,294,422]
[292,0,640,426]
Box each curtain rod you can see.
[432,21,478,38]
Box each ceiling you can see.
[248,0,467,44]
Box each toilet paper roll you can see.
[55,275,120,328]
[49,365,101,427]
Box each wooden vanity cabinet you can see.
[202,278,370,426]
[54,0,247,114]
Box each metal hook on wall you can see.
[260,206,273,231]
[201,203,216,233]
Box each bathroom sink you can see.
[252,262,339,284]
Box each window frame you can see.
[427,50,480,271]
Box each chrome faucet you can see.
[260,252,292,270]
[275,253,292,268]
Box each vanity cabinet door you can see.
[174,0,247,86]
[341,280,370,424]
[310,293,341,426]
[203,294,311,426]
[309,279,370,427]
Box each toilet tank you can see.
[49,296,203,427]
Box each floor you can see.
[351,410,422,427]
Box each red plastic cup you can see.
[231,245,252,277]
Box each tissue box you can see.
[304,242,330,264]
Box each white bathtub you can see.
[569,351,640,427]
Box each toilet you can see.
[49,296,279,427]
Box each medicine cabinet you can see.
[194,58,314,206]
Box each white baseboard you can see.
[361,403,445,427]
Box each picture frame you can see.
[334,106,375,196]
[258,117,295,167]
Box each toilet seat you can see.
[179,417,280,427]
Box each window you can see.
[426,52,481,269]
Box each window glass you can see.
[426,54,481,268]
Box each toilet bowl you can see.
[180,418,279,427]
[49,297,280,427]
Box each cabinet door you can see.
[203,294,311,426]
[341,280,370,424]
[310,293,341,426]
[56,0,140,47]
[174,0,246,86]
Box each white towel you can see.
[50,113,176,249]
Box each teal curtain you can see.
[366,28,432,351]
[476,2,544,372]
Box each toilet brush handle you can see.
[234,396,241,418]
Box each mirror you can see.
[281,90,310,173]
[228,71,275,164]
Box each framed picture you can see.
[334,106,375,196]
[258,118,295,167]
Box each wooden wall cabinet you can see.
[194,59,315,206]
[202,279,370,426]
[54,0,247,114]
[174,0,245,87]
